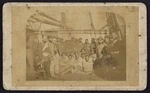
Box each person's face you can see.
[85,39,88,43]
[112,33,117,39]
[85,56,89,61]
[81,49,85,53]
[68,55,72,60]
[81,54,85,58]
[91,38,95,43]
[79,38,82,43]
[65,40,68,43]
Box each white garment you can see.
[83,58,93,74]
[76,57,84,68]
[42,42,50,57]
[42,42,49,52]
[43,53,49,57]
[50,53,60,77]
[74,57,84,73]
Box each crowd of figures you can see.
[26,32,126,80]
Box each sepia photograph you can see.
[3,3,147,90]
[26,7,126,81]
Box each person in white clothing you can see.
[50,50,60,77]
[83,55,94,74]
[73,52,84,74]
[47,37,61,78]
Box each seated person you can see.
[83,55,94,74]
[68,54,76,73]
[90,52,97,63]
[73,52,84,74]
[59,53,71,75]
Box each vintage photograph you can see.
[3,3,147,90]
[26,9,126,81]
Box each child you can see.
[83,55,94,74]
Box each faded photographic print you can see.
[3,3,147,90]
[26,8,126,81]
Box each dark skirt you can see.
[93,57,126,80]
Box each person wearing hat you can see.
[48,37,60,78]
[41,35,51,79]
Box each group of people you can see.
[26,32,125,80]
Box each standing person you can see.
[80,49,86,56]
[96,37,106,59]
[51,49,60,76]
[78,38,84,52]
[90,38,97,54]
[109,33,121,65]
[48,37,59,78]
[83,39,91,55]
